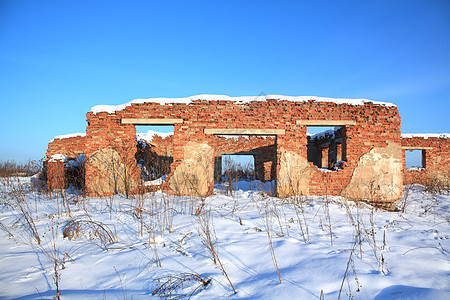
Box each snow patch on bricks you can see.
[402,133,450,139]
[49,154,67,162]
[90,94,397,114]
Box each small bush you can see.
[423,171,450,195]
[63,219,116,248]
[152,272,211,299]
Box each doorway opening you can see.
[135,125,174,185]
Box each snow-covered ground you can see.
[0,177,449,299]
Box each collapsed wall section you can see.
[136,134,276,184]
[81,97,402,202]
[45,134,86,191]
[46,134,86,159]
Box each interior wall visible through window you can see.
[307,126,345,170]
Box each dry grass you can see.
[0,160,42,178]
[4,155,445,299]
[196,210,237,294]
[264,202,282,283]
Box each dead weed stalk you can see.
[264,202,282,283]
[152,272,211,299]
[196,210,236,294]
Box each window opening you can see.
[405,149,425,170]
[135,125,174,185]
[307,126,345,170]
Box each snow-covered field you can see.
[1,177,449,299]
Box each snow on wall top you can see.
[402,133,450,139]
[50,133,86,143]
[90,94,397,114]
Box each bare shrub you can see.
[196,211,217,264]
[255,181,276,197]
[152,272,211,299]
[35,221,75,300]
[321,173,335,247]
[62,219,117,248]
[399,184,414,213]
[0,221,14,238]
[403,242,449,256]
[114,266,127,300]
[49,223,62,299]
[7,179,41,244]
[64,155,85,193]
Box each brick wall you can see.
[81,99,402,200]
[46,160,65,191]
[140,135,174,157]
[45,135,86,191]
[46,135,86,159]
[47,97,450,201]
[401,135,450,184]
[137,134,277,182]
[84,113,140,196]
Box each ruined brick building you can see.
[45,95,450,203]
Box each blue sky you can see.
[1,0,449,163]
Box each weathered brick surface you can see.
[402,136,450,184]
[141,135,276,181]
[46,98,450,201]
[84,114,140,196]
[45,135,86,191]
[81,99,402,199]
[46,160,65,191]
[46,135,85,159]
